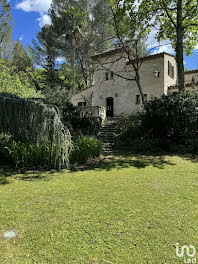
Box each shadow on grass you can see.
[1,151,198,183]
[0,163,57,184]
[0,165,15,185]
[70,153,176,173]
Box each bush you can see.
[142,93,198,143]
[114,113,144,141]
[69,136,103,164]
[114,94,198,154]
[62,102,101,136]
[0,134,72,169]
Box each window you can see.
[78,102,86,107]
[168,61,174,79]
[110,71,114,80]
[144,94,147,102]
[136,95,140,104]
[105,72,109,81]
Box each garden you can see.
[1,0,198,263]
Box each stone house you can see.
[71,48,198,118]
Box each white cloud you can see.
[16,0,52,27]
[151,44,174,55]
[146,27,174,55]
[19,35,24,41]
[16,0,52,13]
[37,13,51,27]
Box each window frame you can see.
[168,61,174,79]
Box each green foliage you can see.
[0,138,58,168]
[62,102,101,135]
[28,25,59,91]
[0,0,12,57]
[9,41,33,72]
[142,93,198,143]
[110,0,148,55]
[69,136,103,164]
[0,59,42,98]
[0,93,72,169]
[139,0,198,55]
[115,94,198,154]
[114,113,144,141]
[35,0,114,89]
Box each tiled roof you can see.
[184,69,198,75]
[91,48,175,62]
[168,82,198,90]
[126,52,175,64]
[91,47,136,60]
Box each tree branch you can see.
[161,0,177,29]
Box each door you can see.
[106,97,113,117]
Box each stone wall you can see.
[71,51,178,116]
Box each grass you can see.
[0,154,198,263]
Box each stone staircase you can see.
[97,118,118,155]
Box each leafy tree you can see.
[10,41,33,72]
[0,59,42,98]
[139,0,198,92]
[97,0,149,103]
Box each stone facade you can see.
[71,49,198,117]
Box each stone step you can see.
[98,134,113,140]
[98,119,118,154]
[100,127,115,131]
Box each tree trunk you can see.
[176,0,184,92]
[72,47,76,95]
[135,68,145,105]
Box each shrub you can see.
[142,93,198,143]
[0,136,69,169]
[69,136,103,164]
[114,94,198,154]
[114,113,144,141]
[62,102,101,136]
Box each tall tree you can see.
[0,0,12,59]
[46,0,114,91]
[10,41,33,72]
[139,0,198,92]
[50,5,86,94]
[28,25,59,89]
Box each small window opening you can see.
[105,72,109,81]
[136,95,140,104]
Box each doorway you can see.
[106,97,113,117]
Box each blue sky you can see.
[10,0,51,48]
[9,0,198,70]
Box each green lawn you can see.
[0,155,198,264]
